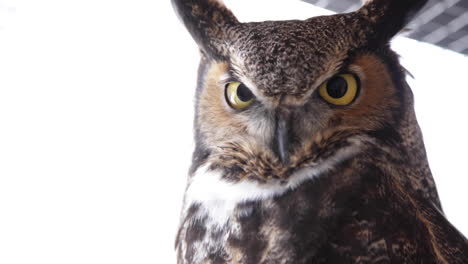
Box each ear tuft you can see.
[171,0,239,59]
[358,0,428,42]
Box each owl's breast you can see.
[175,149,357,264]
[176,152,466,264]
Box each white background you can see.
[0,0,467,263]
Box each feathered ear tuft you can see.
[171,0,239,59]
[358,0,428,42]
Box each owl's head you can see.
[172,0,428,181]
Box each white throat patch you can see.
[183,139,363,228]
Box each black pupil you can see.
[327,76,348,99]
[237,83,254,102]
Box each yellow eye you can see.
[225,82,255,110]
[319,74,359,106]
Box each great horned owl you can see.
[171,0,468,263]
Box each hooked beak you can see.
[273,112,291,164]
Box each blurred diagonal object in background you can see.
[303,0,468,56]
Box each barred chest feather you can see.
[176,163,334,264]
[176,150,468,264]
[175,145,380,264]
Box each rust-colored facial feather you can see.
[197,62,274,149]
[333,54,401,130]
[197,53,403,182]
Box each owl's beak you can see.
[273,113,290,164]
